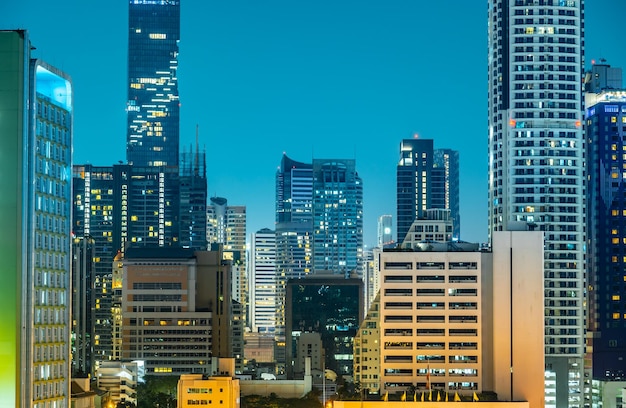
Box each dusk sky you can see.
[2,1,625,247]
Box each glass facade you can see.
[312,159,363,276]
[127,0,180,167]
[275,154,314,366]
[586,95,626,381]
[286,277,363,380]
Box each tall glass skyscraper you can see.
[585,64,626,383]
[127,0,180,167]
[275,154,313,369]
[0,30,73,407]
[312,159,363,276]
[487,2,585,407]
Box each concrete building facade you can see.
[487,2,586,406]
[374,231,544,408]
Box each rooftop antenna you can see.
[194,124,200,177]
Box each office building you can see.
[375,231,544,408]
[275,154,314,368]
[127,0,180,167]
[121,247,213,375]
[73,164,181,364]
[0,30,73,407]
[120,246,241,375]
[353,294,380,395]
[312,158,363,276]
[207,197,247,322]
[585,66,626,382]
[249,228,277,333]
[285,274,363,380]
[585,61,623,93]
[71,236,95,377]
[434,149,460,240]
[397,138,434,243]
[487,2,585,406]
[179,140,208,250]
[397,139,460,243]
[377,215,393,247]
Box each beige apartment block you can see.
[354,294,381,394]
[373,231,544,408]
[379,250,485,394]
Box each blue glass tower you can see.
[127,0,180,167]
[586,71,626,381]
[312,159,363,276]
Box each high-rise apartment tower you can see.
[487,2,585,407]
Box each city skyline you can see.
[2,1,625,246]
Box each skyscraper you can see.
[275,154,314,366]
[487,2,585,407]
[377,214,393,247]
[397,138,433,243]
[179,140,208,251]
[312,159,363,276]
[585,64,626,382]
[207,196,247,316]
[127,0,181,167]
[0,30,73,407]
[249,228,277,333]
[397,138,460,243]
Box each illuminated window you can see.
[612,229,618,235]
[612,295,620,301]
[526,27,535,34]
[149,33,167,39]
[612,256,618,262]
[612,238,619,244]
[612,117,617,123]
[613,313,620,319]
[612,210,619,216]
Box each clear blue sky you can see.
[2,1,625,247]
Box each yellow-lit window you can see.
[612,256,618,262]
[613,229,619,235]
[526,27,534,34]
[612,143,618,150]
[612,210,619,216]
[612,117,617,123]
[612,295,620,301]
[612,238,619,244]
[622,117,626,123]
[613,313,620,319]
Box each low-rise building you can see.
[95,361,139,406]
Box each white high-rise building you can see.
[249,228,277,333]
[1,30,73,407]
[487,2,585,407]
